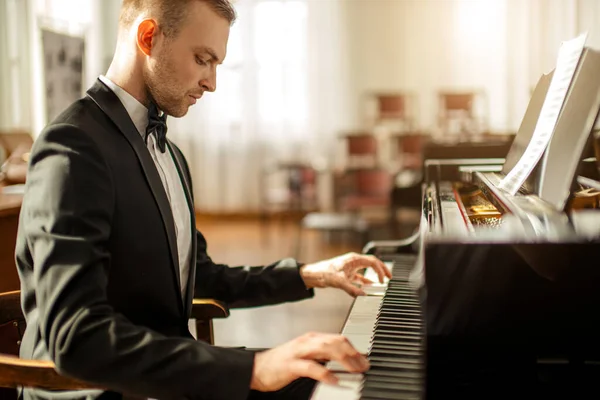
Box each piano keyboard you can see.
[311,254,423,400]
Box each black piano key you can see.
[361,386,421,400]
[368,355,423,366]
[375,316,422,325]
[363,374,424,386]
[363,380,422,393]
[373,324,422,333]
[369,340,423,350]
[375,318,422,326]
[372,333,422,343]
[379,308,420,314]
[369,344,423,354]
[372,326,423,335]
[377,312,421,318]
[369,360,423,372]
[374,323,422,331]
[381,295,419,301]
[377,313,421,321]
[380,299,419,303]
[369,348,422,356]
[365,368,424,380]
[369,352,422,359]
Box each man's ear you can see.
[136,19,158,56]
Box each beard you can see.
[144,56,189,118]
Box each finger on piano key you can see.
[326,359,367,373]
[361,285,387,296]
[362,261,393,285]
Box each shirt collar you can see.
[99,75,149,138]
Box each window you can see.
[212,0,309,144]
[1,0,30,129]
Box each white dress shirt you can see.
[99,75,192,301]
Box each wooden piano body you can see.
[423,236,600,397]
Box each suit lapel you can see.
[86,79,183,312]
[167,142,197,317]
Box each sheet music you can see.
[499,33,588,195]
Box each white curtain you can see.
[169,0,351,212]
[0,0,32,131]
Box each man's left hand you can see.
[299,253,391,297]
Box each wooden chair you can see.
[363,92,417,132]
[259,160,321,253]
[298,167,394,253]
[437,90,488,137]
[339,132,379,169]
[393,133,427,171]
[0,290,229,397]
[336,168,394,213]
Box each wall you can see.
[341,0,600,135]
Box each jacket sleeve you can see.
[23,124,255,400]
[193,231,315,308]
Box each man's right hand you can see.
[250,332,369,392]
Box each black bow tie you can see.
[146,102,168,153]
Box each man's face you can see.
[144,1,230,117]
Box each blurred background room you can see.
[1,0,600,347]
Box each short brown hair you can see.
[120,0,236,37]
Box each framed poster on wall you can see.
[41,28,85,123]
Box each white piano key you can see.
[310,373,363,400]
[342,334,372,354]
[362,286,386,296]
[340,296,382,353]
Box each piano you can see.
[311,43,600,399]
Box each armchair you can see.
[0,290,229,398]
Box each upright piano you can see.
[311,44,600,399]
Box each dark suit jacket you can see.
[15,79,314,400]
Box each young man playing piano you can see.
[15,0,391,399]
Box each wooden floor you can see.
[196,215,362,348]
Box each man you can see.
[16,0,390,399]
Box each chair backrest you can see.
[339,133,379,169]
[362,92,417,132]
[440,92,475,114]
[353,168,393,197]
[345,134,378,156]
[376,94,406,120]
[437,90,488,136]
[335,168,393,213]
[396,134,426,170]
[0,291,24,357]
[337,168,393,198]
[0,291,24,400]
[0,291,98,396]
[260,161,319,214]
